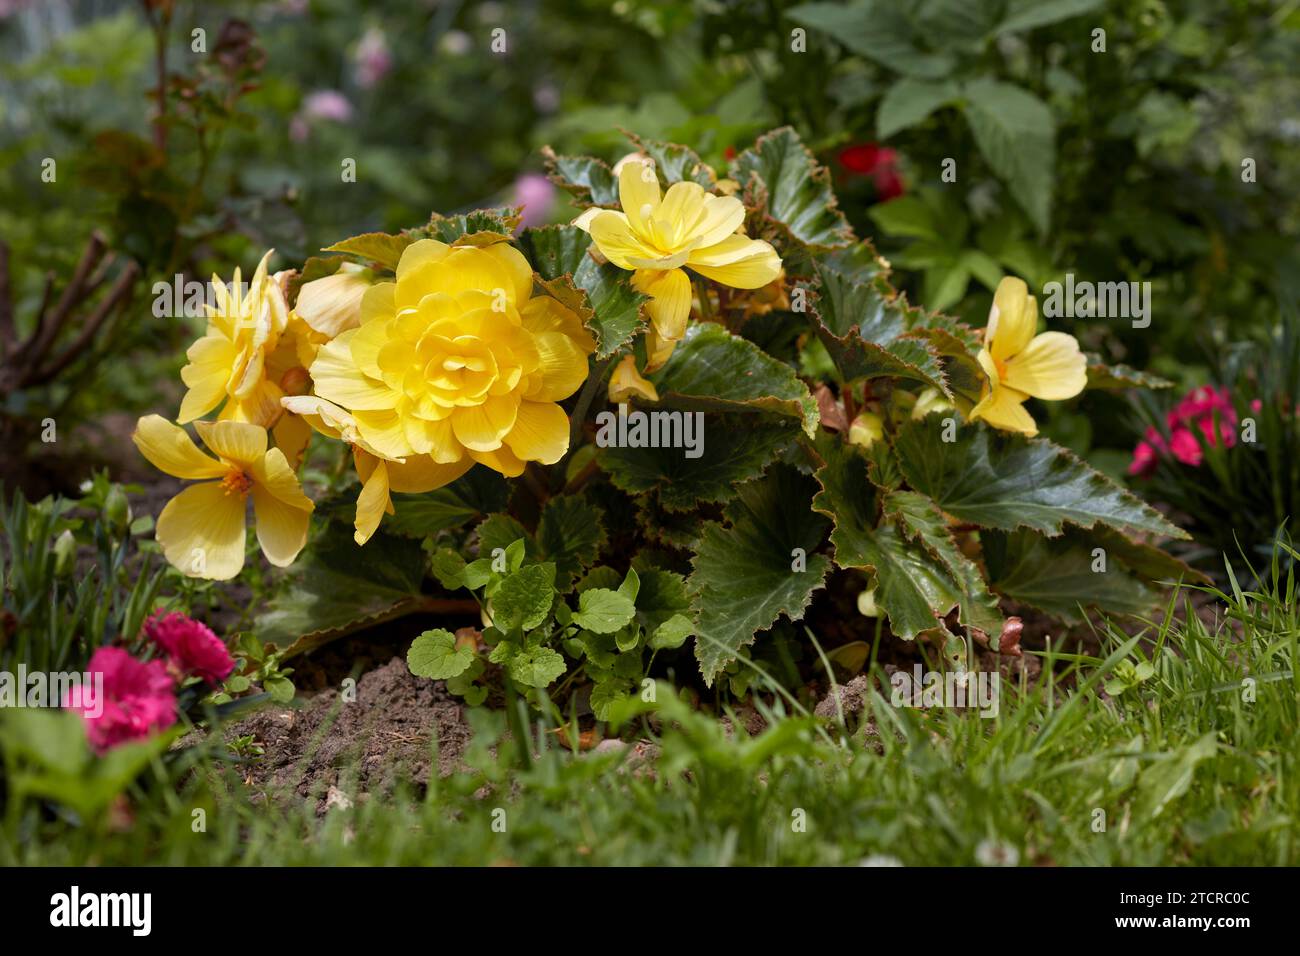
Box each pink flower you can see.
[1129,385,1239,477]
[1128,434,1160,477]
[513,173,556,230]
[65,647,176,752]
[302,90,354,123]
[145,611,235,686]
[353,28,393,89]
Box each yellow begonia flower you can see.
[607,354,659,404]
[848,411,884,449]
[282,395,471,545]
[178,252,320,443]
[132,415,314,580]
[968,277,1087,437]
[573,160,781,370]
[307,238,596,479]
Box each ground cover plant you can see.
[1,0,1298,872]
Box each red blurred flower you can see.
[838,143,904,201]
[1128,385,1238,477]
[64,647,177,752]
[145,611,235,686]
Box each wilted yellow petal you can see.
[156,482,247,580]
[643,325,678,372]
[608,354,659,403]
[132,415,227,480]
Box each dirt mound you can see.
[223,656,469,811]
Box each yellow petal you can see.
[608,354,659,403]
[399,244,513,309]
[1002,331,1087,401]
[643,325,678,373]
[987,277,1036,363]
[968,383,1037,436]
[310,331,397,410]
[654,182,707,247]
[353,408,414,458]
[402,414,461,462]
[295,266,372,337]
[394,239,454,309]
[687,235,782,289]
[272,412,314,469]
[619,159,661,236]
[478,241,535,306]
[251,484,312,566]
[358,281,397,326]
[156,482,247,580]
[520,296,595,351]
[527,330,590,403]
[249,446,314,511]
[571,208,602,232]
[351,455,390,545]
[587,210,659,270]
[632,267,691,341]
[469,443,527,477]
[385,454,473,493]
[195,419,268,469]
[178,335,238,423]
[221,377,284,430]
[132,415,227,480]
[503,400,569,464]
[450,393,520,451]
[691,193,746,248]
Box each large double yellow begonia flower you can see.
[573,160,781,370]
[308,238,596,478]
[132,415,314,580]
[968,277,1087,436]
[282,395,471,545]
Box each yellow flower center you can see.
[220,470,254,498]
[993,355,1009,381]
